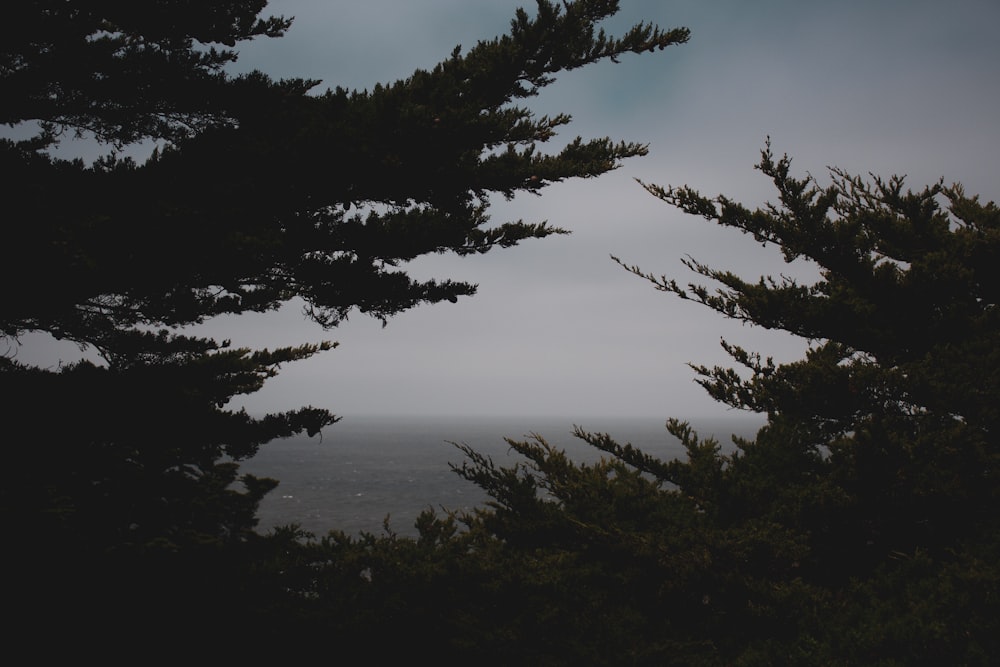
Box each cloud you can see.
[15,0,1000,420]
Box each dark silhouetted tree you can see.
[341,145,999,663]
[0,0,688,645]
[612,143,1000,662]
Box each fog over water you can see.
[244,414,764,537]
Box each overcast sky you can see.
[23,0,1000,421]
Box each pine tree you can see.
[432,144,1000,663]
[0,0,688,644]
[617,142,1000,661]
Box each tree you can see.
[376,145,1000,663]
[0,0,689,644]
[3,0,689,344]
[615,143,1000,662]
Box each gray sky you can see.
[21,0,1000,420]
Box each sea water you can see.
[239,414,763,538]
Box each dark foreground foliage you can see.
[248,149,1000,665]
[7,2,998,663]
[1,0,690,656]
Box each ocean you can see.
[240,414,764,538]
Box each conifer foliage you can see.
[610,144,1000,661]
[0,0,688,640]
[378,145,999,663]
